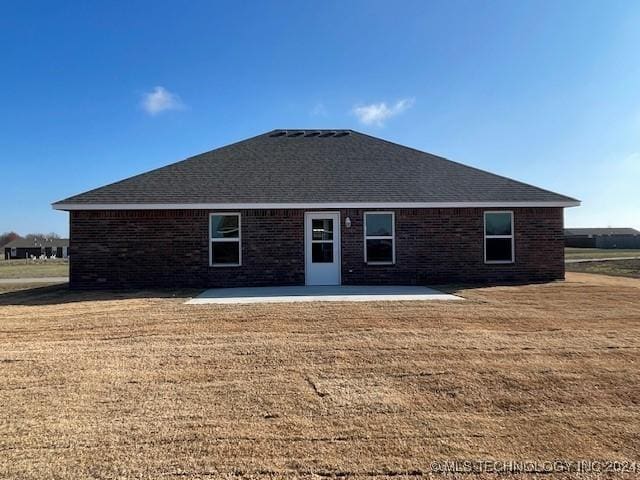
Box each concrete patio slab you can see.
[186,285,462,304]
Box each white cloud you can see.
[310,102,328,117]
[620,152,640,173]
[141,86,185,115]
[352,98,414,126]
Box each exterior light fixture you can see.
[345,217,352,228]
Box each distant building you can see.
[3,238,69,260]
[564,228,640,249]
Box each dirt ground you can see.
[0,273,639,479]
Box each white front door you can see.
[305,212,341,285]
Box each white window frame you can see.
[484,211,514,264]
[10,247,17,257]
[209,212,242,267]
[364,211,396,265]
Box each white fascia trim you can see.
[52,200,580,211]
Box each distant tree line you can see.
[0,231,61,247]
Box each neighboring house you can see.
[52,130,579,289]
[565,228,640,249]
[4,238,69,260]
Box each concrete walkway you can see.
[566,256,640,264]
[0,277,68,284]
[186,285,462,305]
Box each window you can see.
[364,212,395,264]
[210,213,241,266]
[484,211,514,263]
[311,218,334,263]
[10,247,16,257]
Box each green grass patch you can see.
[566,259,640,279]
[565,247,640,260]
[0,260,69,279]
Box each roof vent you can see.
[271,130,350,138]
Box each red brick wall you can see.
[69,207,565,289]
[341,208,564,285]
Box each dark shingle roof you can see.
[4,238,69,248]
[565,228,640,236]
[53,130,579,208]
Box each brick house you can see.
[565,228,640,249]
[53,130,579,289]
[4,238,69,260]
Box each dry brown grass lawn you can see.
[0,273,639,479]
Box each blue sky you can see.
[1,0,639,235]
